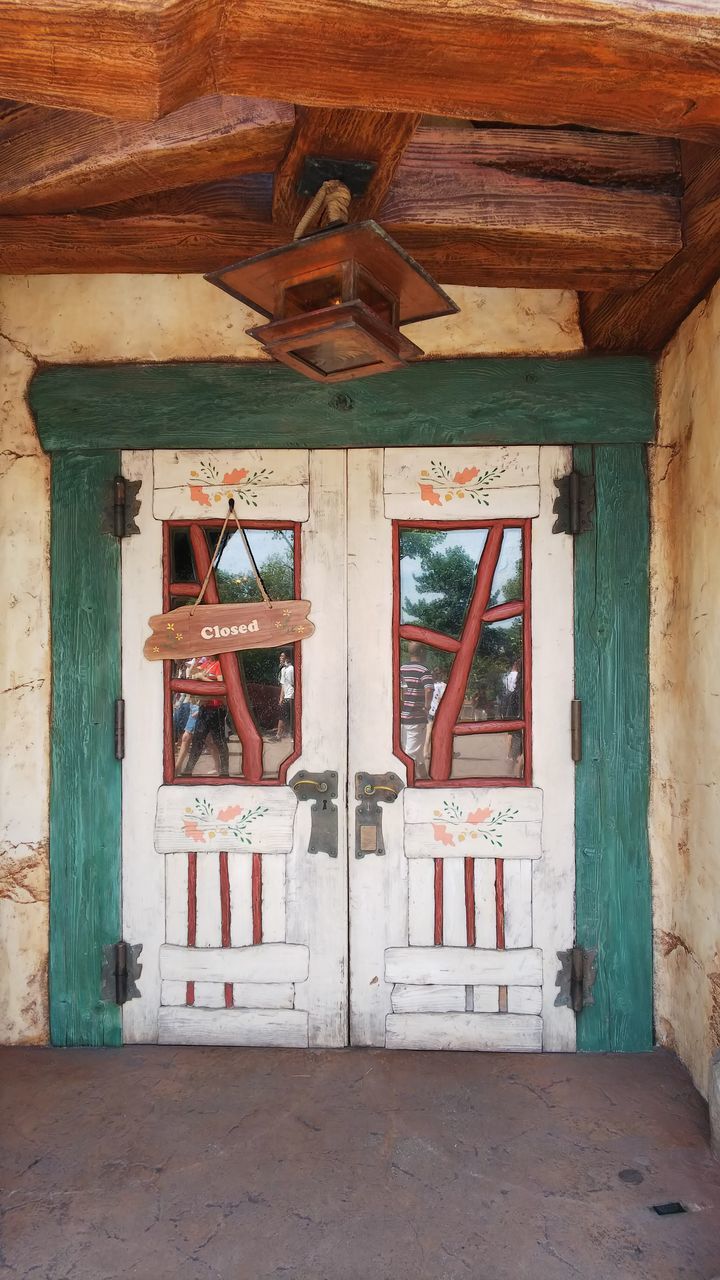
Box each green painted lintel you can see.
[50,450,122,1046]
[30,357,655,452]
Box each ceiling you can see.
[1,0,719,353]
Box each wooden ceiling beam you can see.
[0,96,294,214]
[272,108,421,229]
[2,1,720,141]
[580,146,720,352]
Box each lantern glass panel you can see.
[288,327,385,376]
[282,270,346,318]
[355,267,397,326]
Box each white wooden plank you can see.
[154,785,297,855]
[385,1012,543,1051]
[161,980,187,1006]
[195,850,221,948]
[403,788,542,859]
[503,859,533,948]
[474,859,497,949]
[153,449,310,521]
[160,942,309,983]
[507,986,543,1015]
[158,1007,309,1047]
[385,946,542,986]
[408,860,435,946]
[383,447,540,520]
[443,858,467,947]
[285,451,348,1048]
[228,852,253,948]
[121,450,165,1044]
[531,447,576,1051]
[231,983,294,1009]
[261,852,286,943]
[193,983,226,1008]
[165,854,189,946]
[472,986,500,1013]
[347,449,409,1046]
[391,984,466,1013]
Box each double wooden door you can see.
[121,446,575,1051]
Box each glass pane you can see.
[283,271,345,317]
[400,527,489,640]
[289,331,382,376]
[450,730,524,780]
[459,619,523,723]
[399,640,451,779]
[489,528,523,605]
[170,527,197,583]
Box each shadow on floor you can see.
[1,1045,719,1279]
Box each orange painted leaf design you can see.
[217,804,243,822]
[432,822,456,846]
[466,806,493,824]
[453,466,479,484]
[419,483,442,507]
[182,818,206,843]
[189,485,211,507]
[222,468,249,484]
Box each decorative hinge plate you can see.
[552,470,595,535]
[554,945,597,1012]
[101,941,143,1005]
[102,475,141,538]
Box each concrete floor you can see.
[1,1047,719,1280]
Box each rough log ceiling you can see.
[0,0,719,353]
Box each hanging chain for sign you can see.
[143,499,315,662]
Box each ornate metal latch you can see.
[290,770,338,857]
[354,772,404,858]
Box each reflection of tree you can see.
[216,545,295,694]
[402,535,523,715]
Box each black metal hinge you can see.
[101,941,143,1005]
[554,945,597,1013]
[552,470,595,535]
[102,474,142,538]
[114,698,125,760]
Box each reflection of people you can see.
[183,656,229,776]
[503,657,524,777]
[400,642,434,779]
[276,650,294,742]
[424,667,447,760]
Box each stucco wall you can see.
[0,274,582,1043]
[651,280,720,1098]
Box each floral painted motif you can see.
[431,799,518,848]
[182,796,269,844]
[188,458,274,508]
[419,460,507,506]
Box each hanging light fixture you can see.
[205,167,458,383]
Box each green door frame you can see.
[30,357,654,1051]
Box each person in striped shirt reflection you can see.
[400,641,434,779]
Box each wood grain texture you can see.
[50,451,122,1046]
[574,446,652,1052]
[160,942,309,983]
[385,946,542,986]
[158,1006,309,1046]
[385,1011,542,1051]
[580,148,720,353]
[0,96,294,214]
[3,1,720,142]
[272,107,420,229]
[29,359,657,454]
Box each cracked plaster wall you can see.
[651,279,720,1098]
[0,273,582,1044]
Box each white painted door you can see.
[121,449,349,1047]
[347,447,576,1051]
[122,445,574,1051]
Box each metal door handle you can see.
[290,770,338,858]
[354,771,404,858]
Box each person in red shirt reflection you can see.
[181,655,229,777]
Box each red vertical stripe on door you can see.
[434,858,444,946]
[219,850,233,1008]
[464,857,476,947]
[186,851,197,1006]
[495,858,505,950]
[252,853,263,945]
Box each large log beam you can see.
[1,1,720,141]
[0,97,294,214]
[581,147,720,352]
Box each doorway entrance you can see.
[121,446,575,1050]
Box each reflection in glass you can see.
[489,528,523,606]
[459,620,523,723]
[400,528,488,639]
[450,730,524,780]
[169,525,297,779]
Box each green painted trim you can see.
[30,357,656,451]
[574,445,652,1052]
[50,451,122,1046]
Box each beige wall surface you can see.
[0,274,582,1044]
[652,280,720,1098]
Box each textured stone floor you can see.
[1,1046,719,1279]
